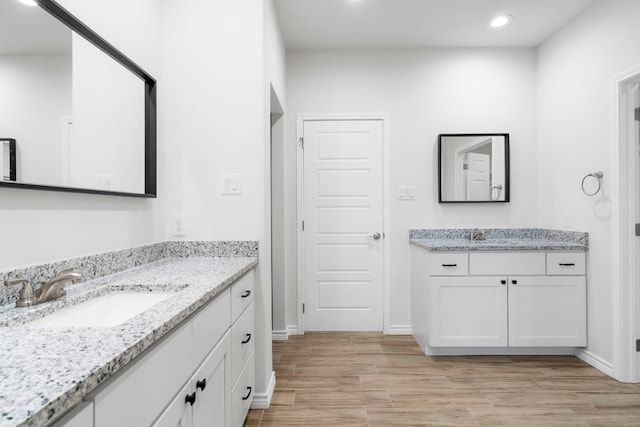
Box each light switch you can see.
[221,173,242,195]
[398,186,416,200]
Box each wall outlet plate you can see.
[171,215,185,236]
[221,173,242,195]
[398,186,416,200]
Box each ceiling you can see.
[0,0,70,54]
[274,0,597,49]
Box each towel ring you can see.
[581,171,603,196]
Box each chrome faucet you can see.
[469,228,486,241]
[4,268,83,307]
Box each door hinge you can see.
[299,137,304,149]
[635,107,640,121]
[636,339,640,352]
[302,220,305,231]
[636,223,640,237]
[302,303,305,314]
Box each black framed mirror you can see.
[0,0,156,197]
[438,133,510,203]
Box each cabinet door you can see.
[508,276,587,347]
[430,276,508,347]
[152,382,191,427]
[51,402,93,427]
[192,332,232,427]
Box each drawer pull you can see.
[559,263,576,266]
[511,280,518,285]
[442,264,457,267]
[196,379,207,391]
[185,392,197,406]
[242,333,252,344]
[500,280,507,285]
[242,386,252,400]
[241,290,252,298]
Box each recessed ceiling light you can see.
[490,14,512,28]
[17,0,38,6]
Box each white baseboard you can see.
[425,347,576,356]
[272,325,299,341]
[385,325,412,335]
[574,348,614,377]
[250,371,276,409]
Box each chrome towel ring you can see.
[581,171,603,196]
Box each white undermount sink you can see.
[26,292,176,328]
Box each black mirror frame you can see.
[0,0,156,198]
[438,133,510,204]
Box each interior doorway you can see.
[614,70,640,383]
[297,115,391,333]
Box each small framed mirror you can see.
[1,138,16,182]
[438,133,510,203]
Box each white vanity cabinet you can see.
[84,269,255,427]
[412,248,586,351]
[51,402,93,427]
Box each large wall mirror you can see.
[0,0,156,197]
[438,133,510,203]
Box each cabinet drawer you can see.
[231,270,255,322]
[231,352,255,427]
[232,301,255,384]
[192,288,231,367]
[469,252,545,275]
[429,253,468,276]
[546,252,586,275]
[92,321,192,427]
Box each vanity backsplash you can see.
[0,241,258,307]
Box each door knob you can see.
[367,233,381,240]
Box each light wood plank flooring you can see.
[243,332,640,426]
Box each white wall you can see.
[0,0,162,270]
[286,48,537,331]
[161,0,285,402]
[537,0,640,371]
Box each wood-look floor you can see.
[244,332,640,427]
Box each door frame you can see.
[296,113,391,334]
[613,67,640,382]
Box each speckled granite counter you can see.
[409,228,588,251]
[0,244,258,427]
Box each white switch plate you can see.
[171,215,186,236]
[221,173,242,195]
[398,186,416,200]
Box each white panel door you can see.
[465,152,490,201]
[303,119,384,331]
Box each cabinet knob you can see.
[242,386,253,401]
[511,280,518,285]
[196,379,207,391]
[242,333,252,344]
[185,392,197,406]
[241,290,251,298]
[500,280,507,285]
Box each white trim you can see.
[296,113,391,334]
[612,66,640,382]
[575,348,615,377]
[271,325,299,341]
[250,370,276,409]
[424,347,577,356]
[386,325,412,335]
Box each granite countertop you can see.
[0,256,258,427]
[409,228,589,252]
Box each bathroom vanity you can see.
[410,229,588,355]
[0,242,258,427]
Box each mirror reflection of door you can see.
[465,152,490,201]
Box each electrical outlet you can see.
[172,215,185,236]
[562,211,572,228]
